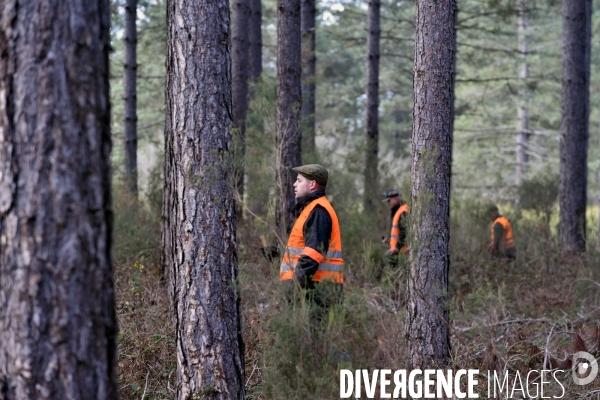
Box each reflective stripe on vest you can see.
[491,216,515,250]
[390,203,409,254]
[280,196,344,284]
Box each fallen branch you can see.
[455,317,552,332]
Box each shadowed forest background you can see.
[109,0,600,398]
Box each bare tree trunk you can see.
[516,5,529,192]
[249,0,262,82]
[407,0,456,370]
[0,1,117,398]
[232,0,250,217]
[247,0,264,217]
[124,0,138,195]
[301,0,316,159]
[559,0,591,253]
[276,0,302,233]
[162,0,245,398]
[363,0,380,215]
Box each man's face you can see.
[294,174,315,199]
[387,196,400,209]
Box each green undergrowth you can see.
[238,193,600,399]
[112,173,600,399]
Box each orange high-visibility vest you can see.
[490,216,515,250]
[280,196,344,284]
[390,204,409,254]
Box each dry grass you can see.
[115,257,175,400]
[113,186,176,400]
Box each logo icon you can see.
[572,351,598,385]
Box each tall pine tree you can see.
[276,0,302,232]
[162,0,245,397]
[232,0,251,216]
[0,0,118,397]
[249,0,262,81]
[124,0,138,195]
[407,0,456,369]
[301,0,316,158]
[364,0,381,214]
[559,0,591,253]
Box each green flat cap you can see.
[292,164,328,187]
[485,204,499,214]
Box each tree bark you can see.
[249,0,262,81]
[301,0,316,159]
[276,0,302,233]
[246,0,263,217]
[124,0,138,195]
[363,0,380,215]
[559,0,591,253]
[232,0,250,217]
[162,0,245,398]
[0,1,117,398]
[516,6,529,191]
[407,0,456,370]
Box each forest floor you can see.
[112,188,600,400]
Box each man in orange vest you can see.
[280,164,344,301]
[487,205,516,260]
[382,189,409,256]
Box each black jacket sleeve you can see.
[492,222,503,252]
[396,211,407,251]
[294,206,332,288]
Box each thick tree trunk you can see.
[559,0,591,253]
[276,0,302,233]
[232,0,250,217]
[249,0,262,81]
[0,1,117,398]
[162,0,245,398]
[124,0,138,195]
[516,8,529,191]
[301,0,316,159]
[363,0,380,214]
[407,0,456,370]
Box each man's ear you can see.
[309,180,317,190]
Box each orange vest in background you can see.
[490,216,515,250]
[280,196,344,284]
[390,204,409,254]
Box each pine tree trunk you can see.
[249,0,262,82]
[516,7,529,191]
[247,0,263,217]
[301,0,316,159]
[407,0,456,370]
[0,1,117,398]
[363,0,380,214]
[124,0,138,195]
[162,0,245,398]
[232,0,251,217]
[559,0,591,253]
[276,0,302,233]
